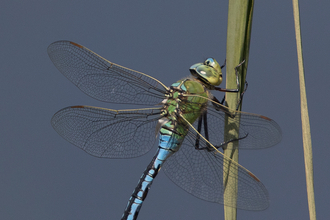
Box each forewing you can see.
[51,106,162,158]
[48,41,167,105]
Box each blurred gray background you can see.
[1,0,329,219]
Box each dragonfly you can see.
[48,41,282,220]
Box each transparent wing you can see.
[51,105,162,158]
[48,41,167,105]
[163,131,269,210]
[188,99,282,150]
[162,98,281,210]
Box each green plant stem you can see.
[224,1,254,220]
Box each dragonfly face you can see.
[189,57,223,87]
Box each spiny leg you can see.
[234,60,248,110]
[194,114,203,149]
[214,133,248,150]
[211,96,235,117]
[202,111,212,150]
[194,110,213,151]
[214,60,248,110]
[195,133,249,152]
[220,59,226,69]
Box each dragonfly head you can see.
[189,58,223,87]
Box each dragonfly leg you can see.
[212,95,225,106]
[215,133,249,150]
[234,60,248,110]
[214,60,242,93]
[214,60,249,110]
[212,92,226,106]
[220,59,226,69]
[202,111,213,150]
[194,115,203,149]
[220,96,226,105]
[195,133,248,152]
[194,98,248,152]
[211,96,237,119]
[194,111,213,151]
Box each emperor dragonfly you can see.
[48,41,281,220]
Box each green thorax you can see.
[161,78,209,137]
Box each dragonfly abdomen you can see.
[121,147,174,220]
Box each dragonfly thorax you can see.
[159,78,209,132]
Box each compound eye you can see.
[204,58,215,67]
